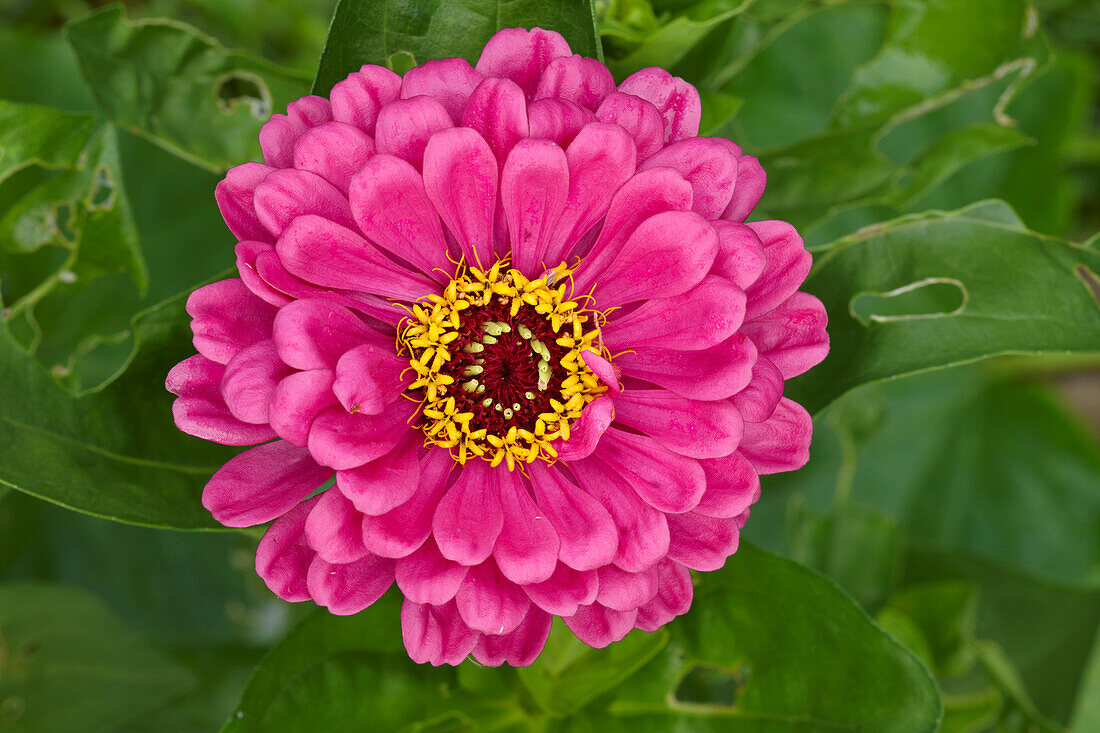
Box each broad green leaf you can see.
[0,101,95,184]
[0,583,194,732]
[1070,627,1100,732]
[312,0,603,95]
[879,582,978,678]
[64,5,311,172]
[0,284,236,530]
[788,202,1100,415]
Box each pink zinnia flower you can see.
[166,27,829,666]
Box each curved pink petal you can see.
[639,138,738,220]
[744,221,813,320]
[473,607,553,667]
[595,92,665,162]
[332,343,407,416]
[564,603,637,648]
[732,356,784,423]
[523,564,598,616]
[455,560,531,635]
[375,96,454,169]
[712,220,766,290]
[612,390,744,460]
[255,497,318,602]
[535,55,615,110]
[494,469,560,585]
[740,292,829,379]
[400,58,483,123]
[253,168,354,238]
[594,429,706,513]
[617,67,701,143]
[221,339,291,424]
[235,241,290,307]
[602,276,746,352]
[739,397,812,475]
[527,463,617,571]
[551,394,614,461]
[596,564,659,613]
[308,400,414,471]
[330,64,402,135]
[203,440,331,528]
[422,127,498,269]
[362,451,451,558]
[268,369,338,446]
[216,163,274,243]
[475,27,572,98]
[582,351,621,396]
[666,512,740,571]
[462,77,529,163]
[432,460,502,565]
[635,559,693,632]
[695,451,760,519]
[526,98,595,147]
[272,298,387,371]
[336,435,420,515]
[616,332,757,401]
[396,539,469,605]
[722,154,766,222]
[292,121,374,194]
[401,599,478,666]
[259,95,332,168]
[307,553,394,615]
[304,487,368,563]
[167,355,276,446]
[186,278,276,365]
[502,138,569,276]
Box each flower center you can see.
[400,259,608,469]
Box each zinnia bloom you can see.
[167,27,829,666]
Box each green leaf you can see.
[879,582,978,678]
[0,101,95,185]
[788,202,1100,415]
[0,283,236,530]
[64,5,311,173]
[0,583,194,732]
[312,0,603,96]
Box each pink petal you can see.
[235,241,290,307]
[595,429,706,512]
[618,330,757,401]
[551,395,614,461]
[473,607,553,667]
[462,77,529,163]
[523,564,598,616]
[494,469,559,584]
[570,458,669,573]
[307,553,394,615]
[203,440,331,527]
[527,463,618,571]
[639,138,739,220]
[738,397,812,475]
[543,123,636,266]
[502,138,569,276]
[216,163,274,243]
[268,369,338,446]
[186,278,276,365]
[259,95,332,168]
[375,96,454,169]
[330,64,402,135]
[221,339,291,424]
[666,512,740,571]
[564,603,637,648]
[276,215,435,301]
[253,168,354,238]
[595,92,665,162]
[272,298,386,371]
[583,351,621,396]
[596,565,659,612]
[712,220,766,290]
[617,68,701,143]
[401,599,478,666]
[455,560,531,635]
[583,210,717,309]
[732,356,784,423]
[613,390,744,459]
[304,488,368,563]
[526,98,595,147]
[422,127,498,269]
[255,497,317,602]
[432,460,502,565]
[722,154,766,222]
[308,400,414,470]
[602,276,746,352]
[740,292,829,379]
[475,27,572,99]
[635,559,693,632]
[536,55,615,110]
[349,154,453,280]
[396,538,469,605]
[744,221,813,320]
[400,58,483,123]
[292,121,374,194]
[336,435,420,515]
[332,343,407,416]
[167,355,276,446]
[695,451,760,519]
[362,451,451,558]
